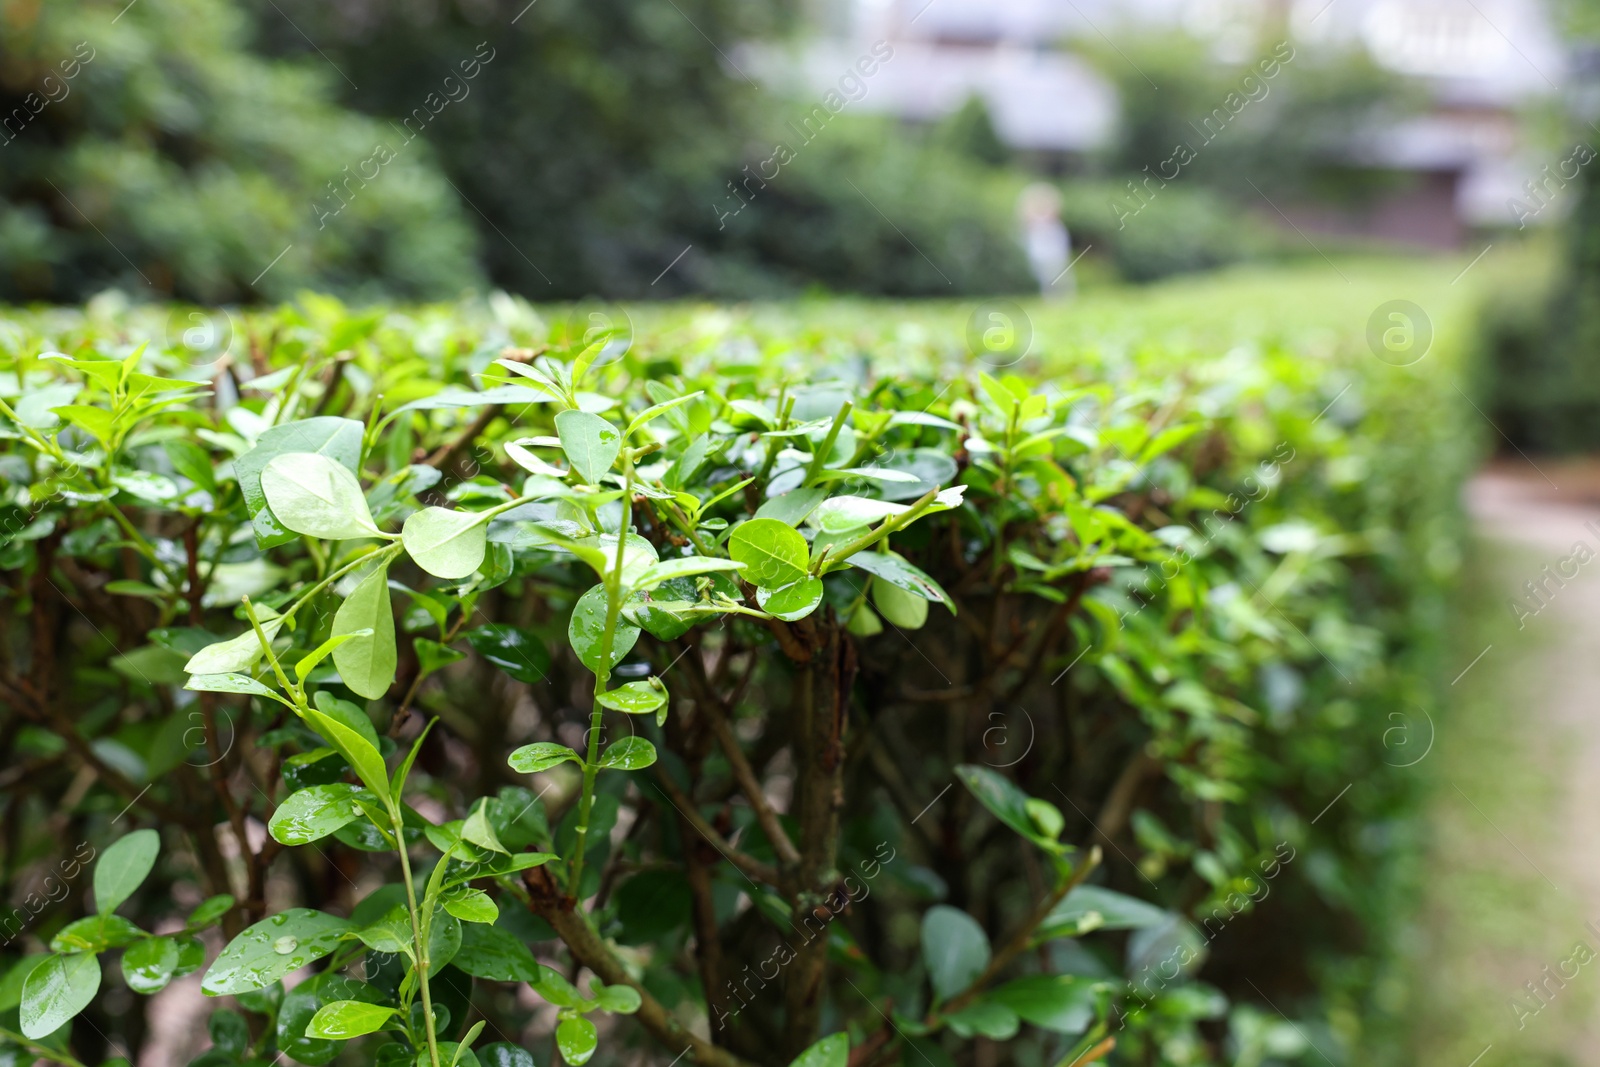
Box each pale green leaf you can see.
[260,452,380,540]
[402,507,489,580]
[554,410,621,484]
[595,680,666,714]
[728,518,809,589]
[508,742,582,774]
[269,784,366,846]
[306,1000,396,1039]
[202,909,355,996]
[598,736,657,770]
[20,952,100,1039]
[332,565,397,699]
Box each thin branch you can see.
[520,866,760,1067]
[680,644,801,868]
[652,772,781,887]
[938,847,1101,1019]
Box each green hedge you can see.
[0,263,1474,1066]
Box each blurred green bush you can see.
[0,0,482,303]
[246,0,1033,299]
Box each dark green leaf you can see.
[467,624,551,684]
[921,905,989,1002]
[95,829,160,915]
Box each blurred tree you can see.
[1090,31,1409,201]
[939,94,1010,167]
[1483,0,1600,451]
[249,0,1031,298]
[0,0,481,303]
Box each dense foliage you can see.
[0,0,481,304]
[0,265,1472,1066]
[249,0,1033,299]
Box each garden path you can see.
[1409,461,1600,1067]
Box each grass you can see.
[1402,534,1594,1067]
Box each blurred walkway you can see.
[1409,463,1600,1067]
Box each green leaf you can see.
[630,556,745,592]
[183,609,283,675]
[122,936,181,994]
[921,905,990,1001]
[393,384,548,416]
[555,410,621,484]
[452,924,541,982]
[531,965,584,1008]
[945,1000,1020,1040]
[414,638,466,678]
[955,765,1049,848]
[295,631,367,684]
[453,1023,488,1067]
[306,1000,397,1040]
[277,974,386,1066]
[845,551,954,609]
[165,438,217,491]
[234,417,364,548]
[811,495,904,534]
[50,915,142,953]
[729,518,809,589]
[556,1015,599,1066]
[598,736,657,770]
[188,895,236,927]
[52,404,115,447]
[591,982,642,1015]
[442,888,499,924]
[95,829,160,915]
[595,680,666,715]
[568,584,640,673]
[462,799,510,854]
[312,691,382,752]
[184,673,288,703]
[508,742,582,774]
[625,391,704,437]
[788,1032,850,1067]
[260,452,380,540]
[402,507,489,579]
[305,708,392,806]
[477,1043,537,1067]
[755,487,829,527]
[202,909,356,996]
[988,975,1102,1034]
[1037,886,1167,940]
[270,784,367,846]
[390,718,437,796]
[872,581,928,629]
[757,578,824,621]
[20,952,101,1039]
[333,565,398,699]
[466,624,551,685]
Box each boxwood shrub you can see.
[0,270,1473,1067]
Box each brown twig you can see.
[521,866,760,1067]
[680,645,801,868]
[424,404,503,470]
[938,847,1102,1019]
[652,772,781,887]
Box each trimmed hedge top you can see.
[0,266,1474,1067]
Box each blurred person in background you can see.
[1019,182,1073,298]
